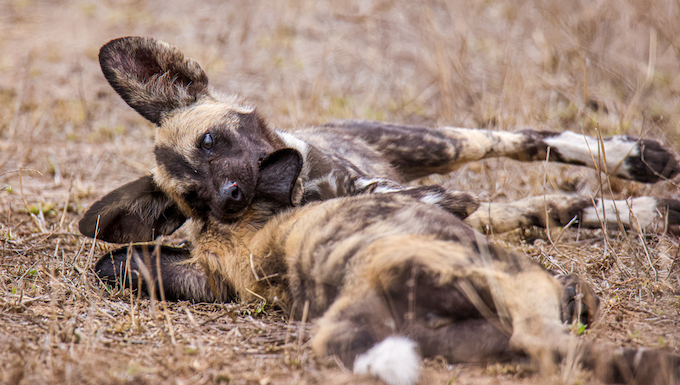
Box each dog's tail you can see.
[352,336,421,385]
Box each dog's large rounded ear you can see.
[79,176,187,243]
[98,36,209,125]
[255,149,303,206]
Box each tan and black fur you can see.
[79,37,680,246]
[87,148,677,385]
[80,37,680,384]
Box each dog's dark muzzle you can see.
[218,181,249,213]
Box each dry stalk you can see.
[58,180,73,230]
[124,246,137,329]
[594,125,609,236]
[162,302,177,346]
[136,247,157,318]
[154,242,166,303]
[0,54,32,171]
[183,305,200,328]
[560,336,584,385]
[18,169,47,233]
[283,301,297,358]
[629,204,659,281]
[296,300,310,363]
[82,216,100,292]
[473,231,512,331]
[622,29,657,125]
[596,131,650,280]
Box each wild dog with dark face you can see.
[79,36,680,246]
[86,147,678,385]
[79,37,680,384]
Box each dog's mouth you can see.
[183,189,252,222]
[209,203,250,224]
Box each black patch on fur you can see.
[322,120,457,169]
[549,200,590,226]
[555,274,600,326]
[343,196,401,224]
[392,185,479,219]
[521,199,589,229]
[95,244,224,302]
[154,145,197,180]
[384,262,487,326]
[656,198,680,235]
[326,326,377,368]
[256,148,303,206]
[602,348,680,384]
[79,176,186,243]
[319,291,394,367]
[405,319,517,363]
[625,138,680,183]
[517,129,563,162]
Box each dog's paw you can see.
[656,198,680,235]
[554,274,600,327]
[623,138,680,183]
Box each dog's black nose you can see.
[219,181,247,212]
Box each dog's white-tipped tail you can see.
[353,336,421,385]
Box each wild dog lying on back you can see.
[79,37,680,385]
[79,37,680,246]
[86,147,679,385]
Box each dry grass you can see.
[1,0,680,384]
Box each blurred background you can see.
[1,0,680,384]
[2,0,680,199]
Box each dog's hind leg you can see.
[312,289,421,385]
[320,121,679,183]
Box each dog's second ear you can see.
[79,176,187,243]
[256,149,303,206]
[99,36,209,124]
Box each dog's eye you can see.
[202,133,213,149]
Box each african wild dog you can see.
[88,148,678,385]
[79,37,680,384]
[79,37,680,244]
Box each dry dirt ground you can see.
[2,0,680,384]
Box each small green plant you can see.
[26,202,57,216]
[254,301,267,315]
[572,322,587,336]
[214,373,231,383]
[183,345,199,355]
[657,337,667,347]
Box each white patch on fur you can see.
[276,131,309,158]
[419,193,443,206]
[325,172,339,194]
[355,178,378,190]
[543,132,638,178]
[305,172,342,197]
[373,185,402,193]
[353,336,420,385]
[582,196,658,228]
[355,178,402,193]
